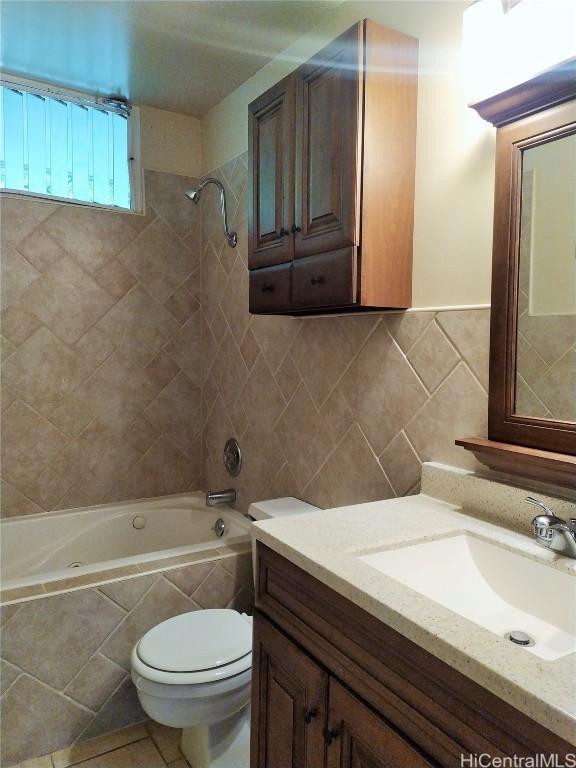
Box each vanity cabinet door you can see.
[293,23,361,260]
[248,75,295,269]
[251,612,327,768]
[325,680,434,768]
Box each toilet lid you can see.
[137,609,252,673]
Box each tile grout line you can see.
[436,310,490,396]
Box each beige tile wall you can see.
[0,550,253,765]
[201,153,490,514]
[0,172,204,517]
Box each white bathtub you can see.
[1,492,252,592]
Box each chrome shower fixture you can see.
[185,177,237,248]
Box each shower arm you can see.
[196,178,238,248]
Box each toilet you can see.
[131,497,319,767]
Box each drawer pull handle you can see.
[291,224,302,234]
[278,227,290,237]
[304,707,318,724]
[324,727,339,746]
[310,275,325,286]
[261,283,275,293]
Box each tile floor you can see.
[11,722,189,768]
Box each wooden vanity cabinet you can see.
[248,19,418,315]
[251,613,327,768]
[251,543,573,768]
[326,681,433,768]
[252,614,432,768]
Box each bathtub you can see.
[1,491,252,595]
[0,492,255,764]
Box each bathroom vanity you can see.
[249,471,576,767]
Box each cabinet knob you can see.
[291,224,302,234]
[324,727,339,746]
[310,275,325,286]
[278,227,290,237]
[304,706,318,724]
[261,283,275,293]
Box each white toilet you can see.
[131,497,319,768]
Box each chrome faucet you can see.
[206,489,236,507]
[526,497,576,558]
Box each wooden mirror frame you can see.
[457,58,576,488]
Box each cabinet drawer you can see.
[249,263,292,313]
[292,248,356,309]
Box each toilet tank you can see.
[247,497,320,592]
[247,497,320,521]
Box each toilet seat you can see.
[133,609,253,685]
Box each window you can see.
[0,76,141,211]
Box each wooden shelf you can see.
[456,437,576,490]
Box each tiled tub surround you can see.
[1,492,251,598]
[201,152,490,515]
[0,542,254,765]
[0,170,204,518]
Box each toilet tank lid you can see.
[248,497,320,521]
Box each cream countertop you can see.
[251,481,576,746]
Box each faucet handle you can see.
[525,496,553,516]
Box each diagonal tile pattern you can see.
[0,170,204,517]
[0,552,253,765]
[2,150,491,763]
[201,153,490,514]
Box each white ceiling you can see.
[0,1,339,117]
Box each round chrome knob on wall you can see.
[224,438,242,477]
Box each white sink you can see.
[359,532,576,661]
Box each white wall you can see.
[140,105,202,177]
[200,0,496,308]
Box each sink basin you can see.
[359,532,576,661]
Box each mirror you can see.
[460,59,576,483]
[515,131,576,423]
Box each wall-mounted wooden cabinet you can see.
[248,19,418,315]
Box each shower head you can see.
[185,186,203,205]
[184,177,237,248]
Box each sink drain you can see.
[505,630,535,647]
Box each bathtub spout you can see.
[206,489,236,507]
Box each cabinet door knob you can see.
[304,706,318,724]
[310,275,325,286]
[291,224,302,234]
[324,727,339,745]
[261,283,275,293]
[278,227,290,237]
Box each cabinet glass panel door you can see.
[248,76,295,269]
[294,25,361,259]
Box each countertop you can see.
[252,492,576,746]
